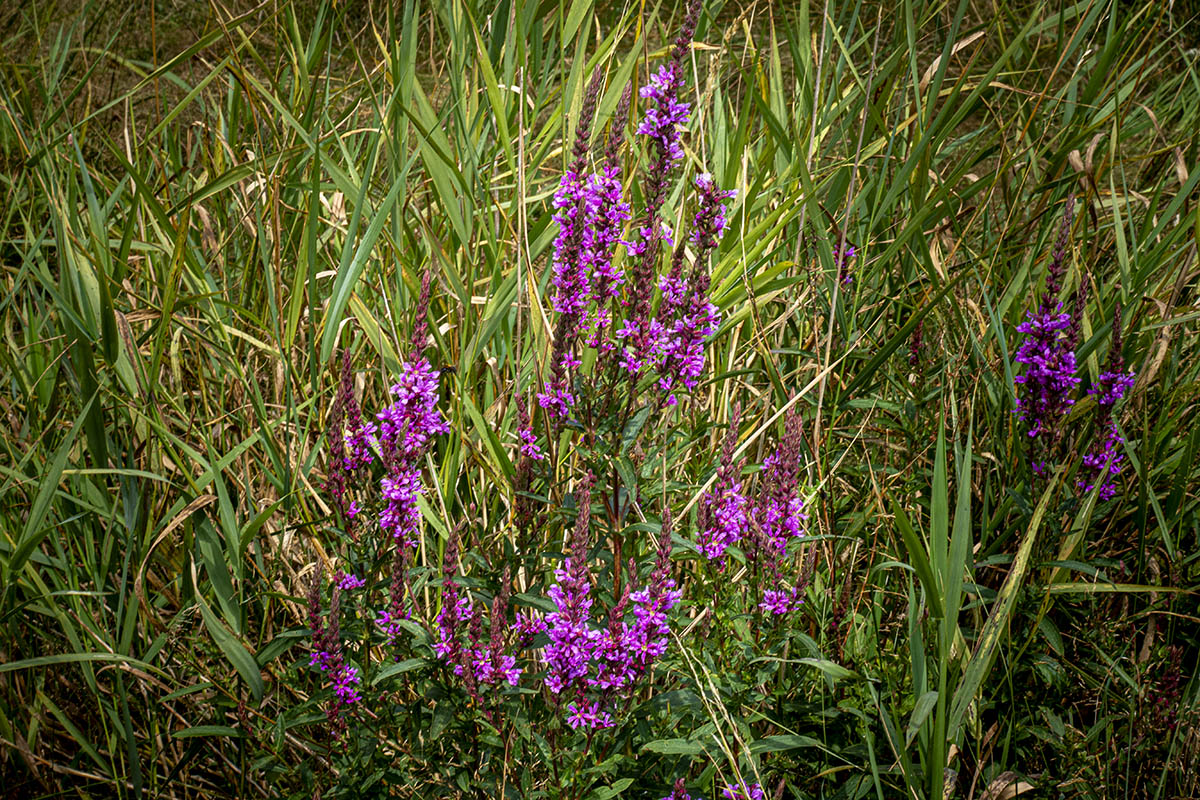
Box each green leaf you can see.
[194,580,263,702]
[642,738,704,755]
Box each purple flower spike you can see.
[543,476,601,695]
[1014,197,1079,444]
[516,395,546,461]
[1077,301,1136,501]
[836,243,857,286]
[376,357,450,461]
[627,511,682,674]
[637,64,690,168]
[698,405,749,562]
[1013,304,1079,439]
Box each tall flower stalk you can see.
[1014,197,1079,469]
[1078,301,1136,500]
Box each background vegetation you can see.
[1,0,1197,797]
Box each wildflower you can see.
[540,70,604,420]
[565,699,613,730]
[652,173,732,401]
[623,1,699,376]
[308,581,360,738]
[516,395,545,461]
[376,356,450,461]
[335,571,365,591]
[626,510,682,673]
[759,589,793,616]
[379,464,424,548]
[471,569,522,688]
[590,582,634,690]
[1077,302,1136,500]
[543,476,601,695]
[515,610,548,647]
[753,410,807,556]
[337,349,377,471]
[748,408,808,613]
[836,243,857,286]
[1014,197,1079,443]
[433,528,472,669]
[697,403,749,562]
[722,782,765,800]
[585,85,634,350]
[325,349,376,535]
[376,355,449,547]
[661,779,696,800]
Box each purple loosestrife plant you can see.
[652,174,731,404]
[836,243,857,286]
[516,394,545,462]
[376,272,450,548]
[543,475,602,699]
[697,403,749,562]
[749,409,809,614]
[626,510,683,673]
[1014,198,1079,456]
[1078,302,1136,500]
[585,85,633,350]
[324,349,376,537]
[539,70,605,421]
[619,7,698,378]
[307,573,361,739]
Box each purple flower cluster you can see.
[750,411,809,614]
[307,571,361,738]
[722,782,765,800]
[335,571,365,590]
[544,478,603,697]
[516,395,545,461]
[695,405,810,614]
[533,0,727,413]
[377,355,450,547]
[661,779,696,800]
[626,515,683,671]
[1013,304,1079,441]
[432,533,523,693]
[542,479,682,729]
[697,404,748,562]
[636,64,689,169]
[1014,199,1079,444]
[836,243,857,286]
[1077,303,1136,500]
[650,175,732,404]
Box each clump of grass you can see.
[1,0,1198,797]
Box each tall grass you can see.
[1,0,1197,797]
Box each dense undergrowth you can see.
[1,0,1198,798]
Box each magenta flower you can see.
[376,356,450,461]
[1077,302,1136,501]
[543,479,601,695]
[565,699,614,730]
[661,779,696,800]
[335,571,365,591]
[515,395,545,461]
[722,782,764,800]
[697,405,749,562]
[1014,198,1079,444]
